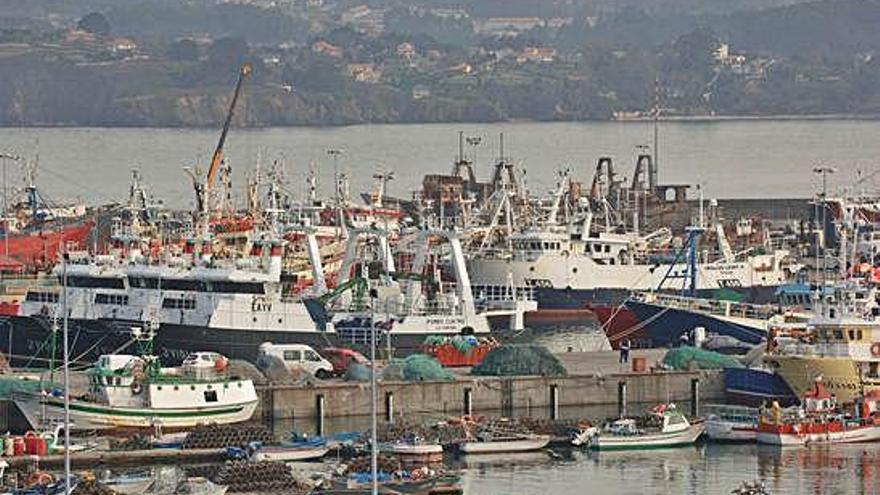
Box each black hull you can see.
[0,316,447,368]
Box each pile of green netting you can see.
[472,344,567,377]
[383,354,454,382]
[662,346,744,370]
[423,335,480,353]
[0,376,44,399]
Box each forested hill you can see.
[1,0,880,126]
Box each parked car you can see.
[257,343,334,378]
[321,347,368,376]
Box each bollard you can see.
[316,394,325,437]
[618,381,627,418]
[550,385,559,420]
[464,387,473,417]
[385,392,394,423]
[690,378,700,417]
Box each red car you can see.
[321,347,369,376]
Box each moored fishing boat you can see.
[15,327,258,431]
[755,380,880,446]
[704,404,758,442]
[457,434,550,454]
[250,443,330,462]
[582,403,704,450]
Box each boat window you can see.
[162,297,196,310]
[95,293,129,305]
[26,291,59,303]
[283,350,302,361]
[204,390,218,402]
[833,330,844,340]
[848,330,856,341]
[306,351,321,362]
[128,277,161,289]
[65,276,125,290]
[162,279,204,291]
[207,281,265,294]
[604,245,611,253]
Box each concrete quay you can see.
[257,351,725,425]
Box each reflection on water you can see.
[461,443,880,495]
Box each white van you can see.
[258,342,334,378]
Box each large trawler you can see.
[764,284,880,404]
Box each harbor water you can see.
[2,120,880,209]
[457,443,880,495]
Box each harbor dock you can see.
[258,350,723,424]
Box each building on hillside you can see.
[517,46,556,63]
[346,63,381,83]
[312,40,343,58]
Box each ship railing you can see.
[635,292,776,320]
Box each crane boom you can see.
[206,63,252,192]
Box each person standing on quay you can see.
[619,339,631,364]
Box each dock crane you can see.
[190,63,252,230]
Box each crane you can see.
[195,62,252,215]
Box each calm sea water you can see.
[1,120,880,209]
[457,443,880,495]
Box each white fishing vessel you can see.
[16,327,258,431]
[457,434,550,454]
[250,444,330,462]
[583,404,704,450]
[704,404,758,442]
[307,227,535,349]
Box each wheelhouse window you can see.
[162,297,196,310]
[26,291,59,303]
[95,293,129,305]
[64,276,125,290]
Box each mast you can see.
[61,252,71,495]
[651,78,660,191]
[369,269,378,495]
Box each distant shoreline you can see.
[2,113,880,129]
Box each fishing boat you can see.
[457,434,550,454]
[755,380,880,446]
[584,403,704,450]
[15,326,258,431]
[250,443,330,462]
[763,283,880,404]
[704,404,758,442]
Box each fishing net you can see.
[397,354,454,381]
[471,344,567,377]
[662,346,744,371]
[0,376,44,399]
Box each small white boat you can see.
[390,443,444,456]
[102,472,154,495]
[458,434,550,454]
[704,404,758,442]
[588,404,704,450]
[251,444,330,462]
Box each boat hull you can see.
[723,368,798,408]
[756,424,880,446]
[15,394,258,431]
[0,315,479,367]
[590,424,704,450]
[457,436,550,454]
[252,445,329,462]
[704,421,756,442]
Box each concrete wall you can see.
[259,370,724,422]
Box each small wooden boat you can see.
[101,472,154,495]
[704,404,758,442]
[457,434,550,454]
[587,404,704,450]
[251,444,330,462]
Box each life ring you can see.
[131,382,143,395]
[871,342,880,357]
[561,250,570,258]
